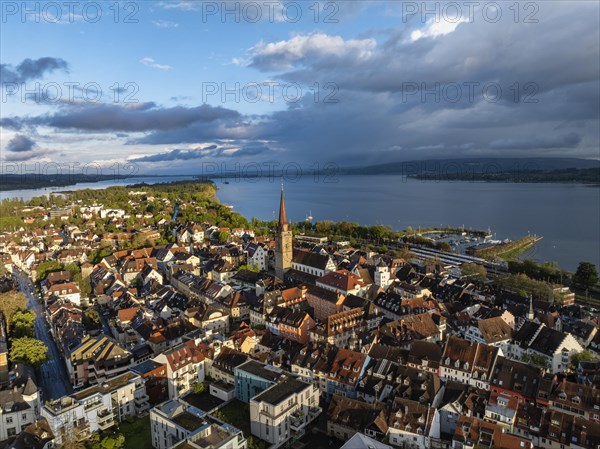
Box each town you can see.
[0,181,599,449]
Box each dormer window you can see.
[446,357,451,365]
[558,392,567,400]
[572,396,581,404]
[455,360,460,368]
[464,362,469,370]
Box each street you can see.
[14,270,73,400]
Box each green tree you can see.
[520,353,548,370]
[216,231,230,243]
[238,264,259,273]
[194,382,206,394]
[36,260,63,281]
[461,263,488,281]
[435,241,452,251]
[89,434,125,449]
[573,262,599,288]
[9,337,49,367]
[0,290,28,332]
[10,309,36,338]
[570,351,596,371]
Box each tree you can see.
[238,264,259,273]
[88,433,125,449]
[36,260,63,281]
[520,353,548,370]
[435,241,452,251]
[0,290,28,332]
[194,382,206,394]
[570,351,596,372]
[10,309,36,338]
[461,263,488,281]
[215,231,230,243]
[9,337,49,367]
[573,262,599,288]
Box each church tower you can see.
[275,185,293,279]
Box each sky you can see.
[0,0,599,175]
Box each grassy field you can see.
[212,400,251,435]
[120,416,153,449]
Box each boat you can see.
[305,210,313,222]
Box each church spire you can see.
[278,182,288,228]
[528,294,534,320]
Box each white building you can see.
[152,340,206,400]
[0,378,40,441]
[42,372,148,445]
[250,377,321,448]
[150,399,246,449]
[509,322,584,373]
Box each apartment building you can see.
[249,377,321,448]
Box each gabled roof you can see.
[293,249,331,270]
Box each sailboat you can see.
[305,210,313,222]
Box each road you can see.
[14,270,73,400]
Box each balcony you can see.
[289,406,322,433]
[97,410,115,430]
[135,392,150,403]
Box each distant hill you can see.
[341,157,600,176]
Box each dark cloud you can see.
[0,117,24,130]
[3,149,53,162]
[130,142,272,163]
[7,135,36,152]
[1,57,68,84]
[4,102,241,132]
[489,133,582,151]
[131,147,213,163]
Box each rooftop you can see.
[252,377,311,406]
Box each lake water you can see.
[2,174,598,271]
[215,175,600,272]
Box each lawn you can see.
[212,400,251,435]
[120,415,153,449]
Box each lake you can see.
[2,174,598,271]
[215,175,600,272]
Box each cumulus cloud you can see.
[7,135,36,152]
[2,134,55,161]
[249,33,376,71]
[0,57,68,84]
[152,20,179,28]
[140,57,173,71]
[410,17,468,41]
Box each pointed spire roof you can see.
[528,294,534,319]
[278,184,288,226]
[23,377,37,396]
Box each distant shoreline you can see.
[2,157,599,193]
